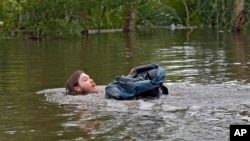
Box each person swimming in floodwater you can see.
[65,64,166,98]
[65,70,98,95]
[65,68,135,96]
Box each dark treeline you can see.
[0,0,249,38]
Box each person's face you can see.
[74,73,97,94]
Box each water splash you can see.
[37,83,250,140]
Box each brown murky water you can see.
[0,28,250,140]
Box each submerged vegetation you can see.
[0,0,249,38]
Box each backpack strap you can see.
[160,83,169,95]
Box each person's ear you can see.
[74,86,81,92]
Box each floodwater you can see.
[0,28,250,141]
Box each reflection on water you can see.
[0,28,250,141]
[232,32,248,81]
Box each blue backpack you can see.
[105,64,168,100]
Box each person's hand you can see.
[128,68,134,75]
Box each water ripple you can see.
[38,83,250,140]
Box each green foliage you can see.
[84,0,125,29]
[136,0,182,26]
[194,0,234,28]
[0,0,26,34]
[162,0,249,28]
[0,0,126,38]
[22,0,84,38]
[0,0,249,38]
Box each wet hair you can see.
[65,70,87,95]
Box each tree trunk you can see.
[16,13,22,29]
[123,0,136,32]
[80,10,89,36]
[231,0,245,32]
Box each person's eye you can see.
[82,77,89,81]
